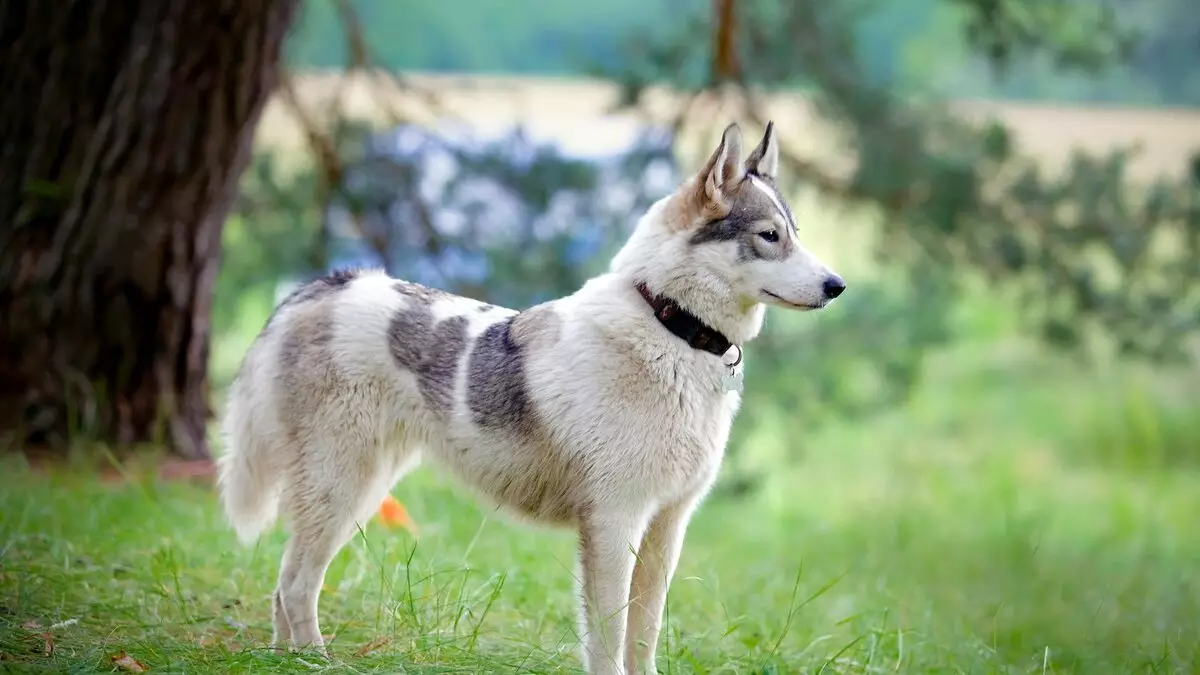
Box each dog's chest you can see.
[592,353,740,495]
[654,371,739,455]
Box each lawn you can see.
[2,341,1198,674]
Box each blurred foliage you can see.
[286,0,680,79]
[215,108,678,335]
[323,121,676,306]
[950,0,1136,73]
[286,0,1200,106]
[607,0,1200,359]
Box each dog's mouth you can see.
[761,290,822,310]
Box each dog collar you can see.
[635,282,735,358]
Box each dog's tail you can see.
[217,399,281,544]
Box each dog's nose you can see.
[822,275,846,299]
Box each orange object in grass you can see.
[377,494,418,534]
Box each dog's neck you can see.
[634,281,735,357]
[630,271,765,349]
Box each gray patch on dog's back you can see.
[276,310,338,429]
[467,304,561,433]
[388,299,469,415]
[467,320,528,430]
[690,175,796,262]
[469,305,577,523]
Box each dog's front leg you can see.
[578,514,646,675]
[624,496,697,675]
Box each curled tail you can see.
[217,410,281,544]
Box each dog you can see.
[217,121,844,675]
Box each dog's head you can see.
[621,122,844,313]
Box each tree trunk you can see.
[0,0,299,458]
[712,0,741,85]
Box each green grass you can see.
[3,342,1199,673]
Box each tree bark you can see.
[0,0,299,458]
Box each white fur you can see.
[217,122,842,674]
[750,174,787,222]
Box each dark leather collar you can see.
[635,282,734,357]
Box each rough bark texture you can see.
[0,0,299,458]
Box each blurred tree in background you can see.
[0,1,298,459]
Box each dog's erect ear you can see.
[745,121,779,180]
[697,123,745,213]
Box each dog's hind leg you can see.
[274,493,359,652]
[274,439,416,652]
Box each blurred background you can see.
[216,0,1200,484]
[1,0,1198,672]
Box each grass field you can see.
[3,74,1199,673]
[3,346,1199,673]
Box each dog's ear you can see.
[696,123,745,214]
[745,120,779,180]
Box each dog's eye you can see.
[758,229,779,243]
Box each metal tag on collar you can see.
[723,368,744,394]
[722,345,744,393]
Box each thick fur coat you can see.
[218,121,844,675]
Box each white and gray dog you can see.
[218,121,845,675]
